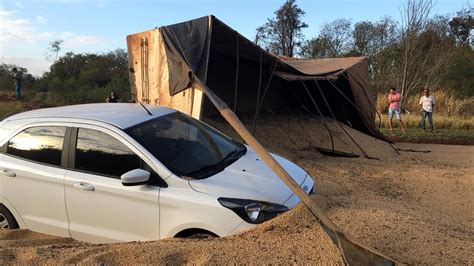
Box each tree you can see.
[255,0,308,57]
[303,19,352,58]
[449,7,474,48]
[398,0,450,109]
[350,18,400,91]
[45,40,64,62]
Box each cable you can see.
[299,80,336,152]
[251,61,279,134]
[313,80,375,159]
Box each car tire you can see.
[186,232,217,239]
[0,205,19,230]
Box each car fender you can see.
[0,195,27,229]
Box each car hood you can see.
[189,147,309,205]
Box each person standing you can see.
[12,68,22,100]
[419,88,435,132]
[106,90,120,103]
[387,87,406,133]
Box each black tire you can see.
[0,204,19,230]
[186,233,217,240]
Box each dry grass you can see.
[378,113,474,130]
[376,91,474,130]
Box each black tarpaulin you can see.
[131,15,386,140]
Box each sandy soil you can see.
[1,117,473,264]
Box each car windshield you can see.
[125,112,246,179]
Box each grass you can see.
[0,99,27,120]
[377,113,474,130]
[376,91,474,144]
[376,90,474,118]
[0,92,46,120]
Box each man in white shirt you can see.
[419,88,435,132]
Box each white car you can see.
[0,103,314,243]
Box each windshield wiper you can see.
[185,147,247,179]
[221,146,246,164]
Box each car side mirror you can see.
[121,169,150,186]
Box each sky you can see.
[0,0,469,76]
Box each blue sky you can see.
[0,0,468,75]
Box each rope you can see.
[233,34,240,112]
[251,61,279,134]
[341,72,383,131]
[396,148,431,153]
[328,80,396,158]
[340,72,400,155]
[313,80,374,159]
[299,80,336,152]
[287,86,348,146]
[252,50,263,133]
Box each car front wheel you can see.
[0,205,19,230]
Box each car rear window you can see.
[7,126,66,166]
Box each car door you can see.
[0,126,70,237]
[64,126,161,243]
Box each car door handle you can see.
[73,182,95,192]
[1,169,16,178]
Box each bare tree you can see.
[45,40,64,62]
[398,0,450,109]
[255,0,308,57]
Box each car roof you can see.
[4,103,176,129]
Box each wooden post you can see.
[194,77,397,265]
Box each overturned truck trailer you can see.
[126,15,385,141]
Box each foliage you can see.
[0,49,130,106]
[0,64,37,93]
[449,7,474,47]
[255,0,308,57]
[440,47,474,96]
[296,0,472,100]
[303,18,352,58]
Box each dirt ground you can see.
[0,116,473,264]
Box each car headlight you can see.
[218,197,288,224]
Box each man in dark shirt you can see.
[12,68,22,100]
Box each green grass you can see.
[380,128,474,145]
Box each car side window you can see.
[75,128,143,179]
[7,126,66,166]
